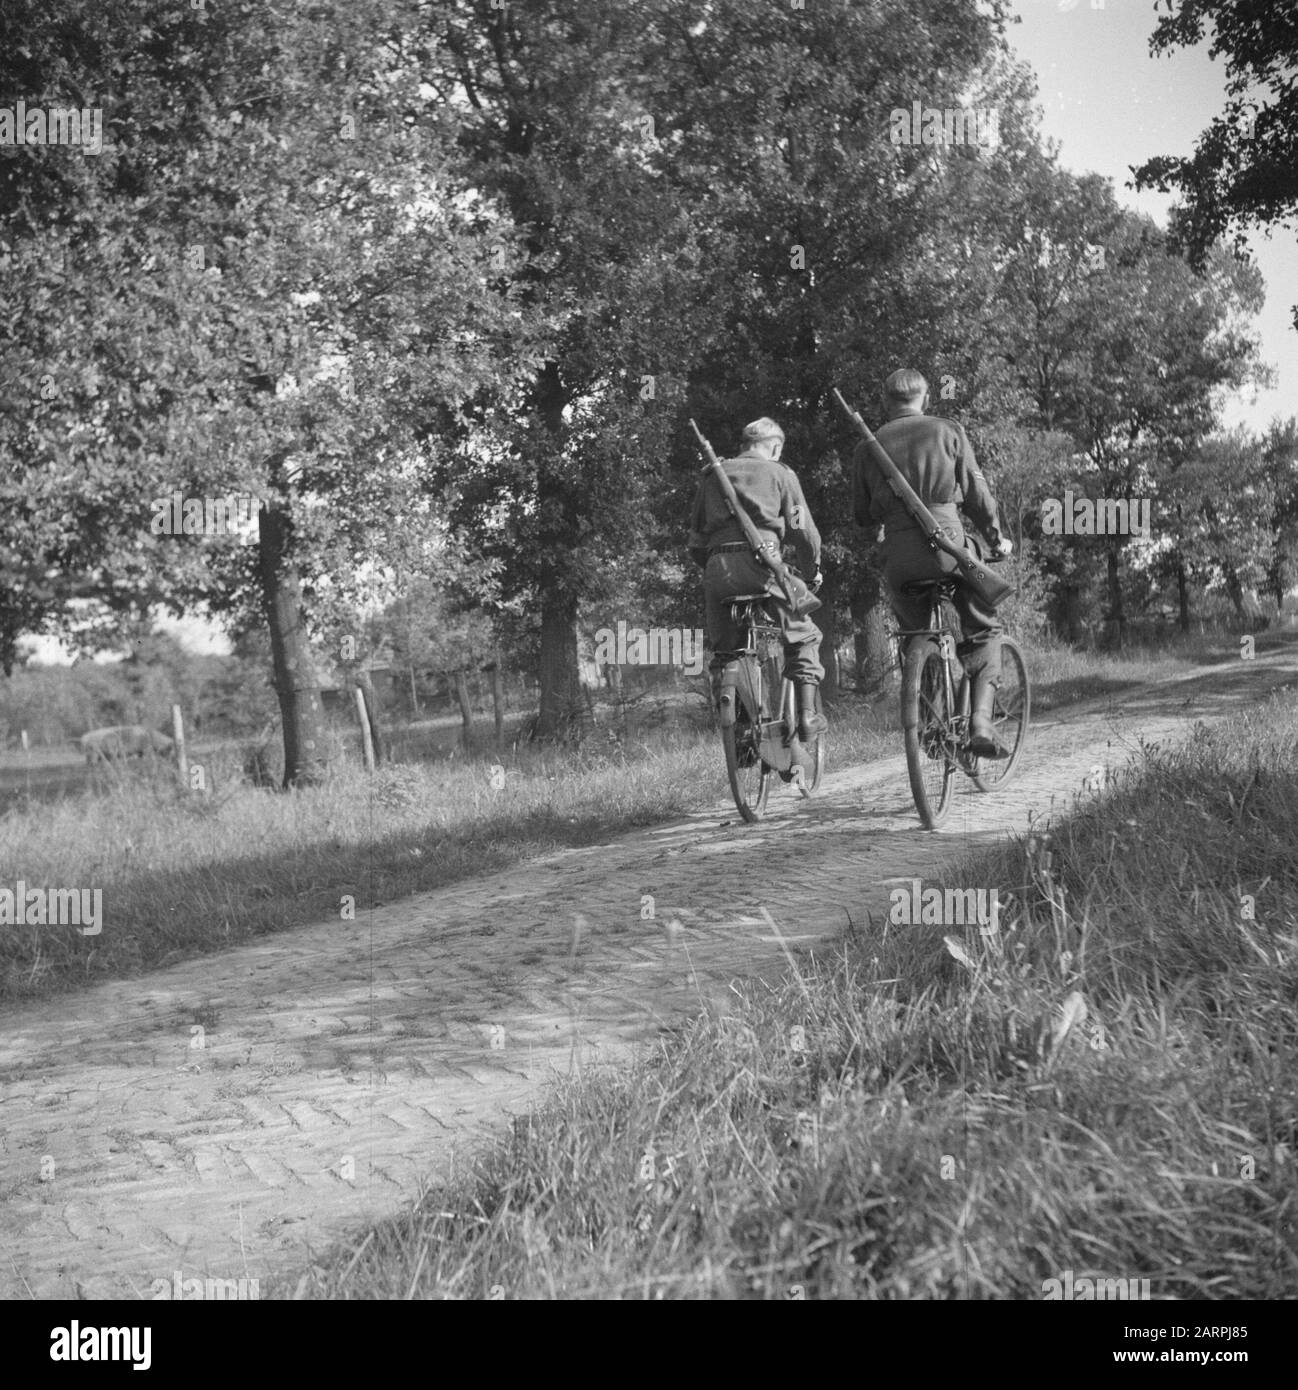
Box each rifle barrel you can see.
[833,387,864,428]
[689,418,720,468]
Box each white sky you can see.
[1004,0,1295,430]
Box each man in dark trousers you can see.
[689,416,827,740]
[852,369,1013,757]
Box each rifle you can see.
[688,419,821,620]
[831,388,1013,608]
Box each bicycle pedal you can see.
[789,765,806,789]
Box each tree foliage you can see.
[1134,0,1298,315]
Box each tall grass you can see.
[286,691,1298,1299]
[0,726,722,1003]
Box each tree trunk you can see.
[408,665,419,717]
[530,358,584,742]
[1201,500,1249,623]
[1267,487,1295,611]
[535,591,582,740]
[816,574,840,702]
[0,607,19,678]
[257,500,330,788]
[354,667,384,765]
[850,567,894,696]
[1103,537,1126,648]
[454,669,473,743]
[1176,555,1191,633]
[1057,580,1083,644]
[486,658,505,744]
[1221,563,1247,620]
[1266,549,1284,612]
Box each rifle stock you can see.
[831,389,1013,608]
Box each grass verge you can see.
[283,689,1298,1299]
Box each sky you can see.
[22,0,1295,664]
[1003,0,1295,431]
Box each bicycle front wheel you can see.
[971,637,1030,792]
[722,659,771,822]
[902,637,958,828]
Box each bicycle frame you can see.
[897,592,971,755]
[728,603,800,767]
[720,600,812,780]
[898,577,1030,826]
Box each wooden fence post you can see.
[171,704,189,786]
[354,685,375,771]
[354,667,385,765]
[454,669,473,745]
[484,657,505,745]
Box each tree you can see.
[642,0,1023,693]
[1261,418,1298,613]
[1134,1,1298,325]
[1162,428,1272,626]
[970,422,1072,639]
[993,164,1265,644]
[425,0,732,738]
[2,1,530,782]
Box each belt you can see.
[711,542,754,553]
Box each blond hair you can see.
[741,417,785,447]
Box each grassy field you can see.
[282,689,1298,1299]
[0,629,1278,1005]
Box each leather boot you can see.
[968,674,1008,759]
[797,682,827,741]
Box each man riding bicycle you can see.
[689,417,827,741]
[852,370,1013,758]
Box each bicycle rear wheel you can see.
[902,637,958,828]
[971,637,1030,792]
[722,657,772,822]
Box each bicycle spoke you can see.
[971,638,1031,792]
[722,661,771,822]
[904,639,957,828]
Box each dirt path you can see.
[2,647,1294,1299]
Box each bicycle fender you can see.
[902,638,942,730]
[720,659,761,729]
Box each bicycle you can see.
[898,577,1030,829]
[717,593,825,823]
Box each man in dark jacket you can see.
[689,417,826,739]
[852,369,1013,757]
